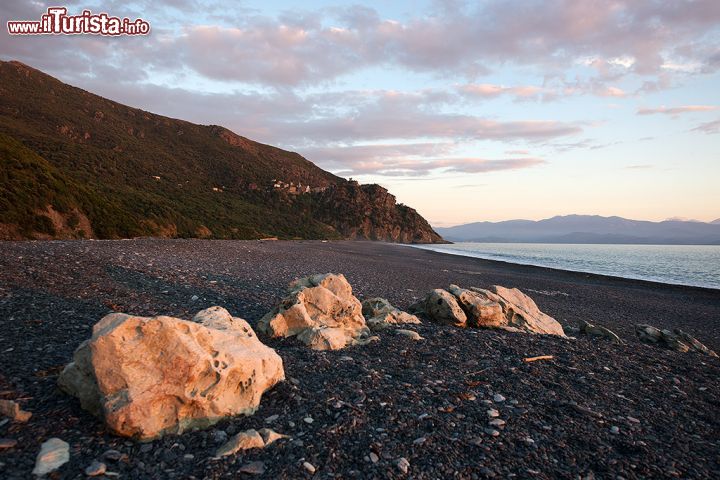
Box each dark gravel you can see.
[0,239,719,479]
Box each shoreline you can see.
[409,242,720,292]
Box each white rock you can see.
[303,461,316,474]
[396,457,410,474]
[258,428,288,446]
[362,298,421,331]
[215,429,265,457]
[395,329,423,341]
[32,438,69,476]
[488,418,506,427]
[58,307,284,440]
[85,460,107,476]
[0,399,32,422]
[258,274,370,350]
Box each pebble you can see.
[0,438,18,450]
[484,428,500,437]
[395,457,410,474]
[85,460,107,477]
[493,394,506,402]
[488,418,506,427]
[32,438,70,476]
[523,437,535,445]
[304,416,314,424]
[183,454,195,461]
[627,416,641,424]
[487,408,500,418]
[102,449,122,461]
[265,414,279,423]
[610,426,620,435]
[211,430,228,444]
[303,461,316,474]
[239,461,266,475]
[413,436,426,445]
[369,452,379,463]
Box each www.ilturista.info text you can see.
[7,7,150,36]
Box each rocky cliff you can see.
[312,182,444,243]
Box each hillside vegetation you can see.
[0,60,442,243]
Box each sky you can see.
[1,0,719,226]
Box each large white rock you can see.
[447,285,505,328]
[417,284,564,336]
[423,289,467,327]
[471,285,566,336]
[258,273,372,350]
[58,307,284,440]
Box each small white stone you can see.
[303,461,316,474]
[395,457,410,474]
[486,408,500,418]
[33,438,70,476]
[303,417,314,424]
[493,394,506,402]
[488,418,506,427]
[610,425,620,435]
[85,460,107,476]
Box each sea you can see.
[411,242,720,290]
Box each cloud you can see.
[692,118,720,134]
[625,164,653,169]
[300,143,546,176]
[3,0,719,89]
[458,83,545,101]
[336,156,547,177]
[637,105,718,115]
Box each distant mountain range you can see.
[0,60,442,243]
[436,215,720,245]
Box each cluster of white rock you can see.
[39,272,714,476]
[409,284,566,336]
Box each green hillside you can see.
[0,60,442,243]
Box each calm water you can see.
[412,243,720,290]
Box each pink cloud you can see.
[300,142,546,176]
[2,1,719,89]
[637,105,718,115]
[692,118,720,134]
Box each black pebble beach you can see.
[1,239,719,479]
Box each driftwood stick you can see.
[523,355,554,363]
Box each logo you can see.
[7,7,150,36]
